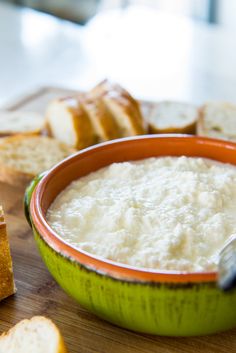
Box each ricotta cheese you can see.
[47,156,236,272]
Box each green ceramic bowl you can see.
[25,135,236,336]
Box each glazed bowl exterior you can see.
[25,135,236,336]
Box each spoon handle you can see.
[218,234,236,291]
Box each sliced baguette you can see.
[91,80,147,136]
[0,316,68,353]
[0,207,15,301]
[0,111,45,137]
[147,101,198,134]
[81,94,121,141]
[197,102,236,141]
[0,135,75,187]
[46,97,97,150]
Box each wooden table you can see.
[0,87,236,352]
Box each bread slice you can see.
[0,316,68,353]
[0,207,15,301]
[0,111,45,137]
[147,101,198,134]
[0,135,75,187]
[81,94,121,141]
[197,102,236,141]
[46,97,97,149]
[91,80,147,136]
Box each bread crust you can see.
[104,94,146,135]
[0,129,42,137]
[46,97,97,150]
[91,80,147,136]
[196,106,206,136]
[149,121,196,134]
[81,95,121,141]
[65,97,98,149]
[146,101,197,135]
[0,208,15,301]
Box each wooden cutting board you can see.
[0,87,235,353]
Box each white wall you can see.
[217,0,236,29]
[100,0,210,21]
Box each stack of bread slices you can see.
[46,80,147,149]
[0,110,75,187]
[0,80,149,186]
[48,82,236,145]
[1,81,236,188]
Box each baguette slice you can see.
[197,102,236,141]
[46,97,97,149]
[0,316,68,353]
[0,207,15,301]
[147,101,198,134]
[0,111,45,137]
[91,80,147,136]
[0,135,75,187]
[81,95,121,141]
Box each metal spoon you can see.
[218,234,236,291]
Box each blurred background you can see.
[1,0,236,106]
[0,0,235,28]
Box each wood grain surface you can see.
[0,88,235,352]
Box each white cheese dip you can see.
[47,156,236,272]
